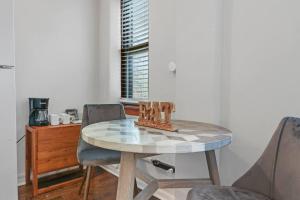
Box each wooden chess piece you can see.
[139,101,151,121]
[139,102,147,122]
[160,102,174,124]
[152,102,161,123]
[145,102,151,121]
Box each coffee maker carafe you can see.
[29,98,49,126]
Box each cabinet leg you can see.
[31,129,38,196]
[25,129,31,185]
[32,171,38,196]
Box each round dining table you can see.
[82,118,232,200]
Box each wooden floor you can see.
[18,170,159,200]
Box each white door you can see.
[0,68,18,200]
[0,0,18,198]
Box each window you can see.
[121,0,149,100]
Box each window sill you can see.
[120,98,141,116]
[120,98,139,105]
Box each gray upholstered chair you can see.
[77,104,126,200]
[187,117,300,200]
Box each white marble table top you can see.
[82,119,232,154]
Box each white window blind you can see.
[121,0,149,100]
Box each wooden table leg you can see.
[205,150,220,185]
[116,152,136,200]
[134,180,159,200]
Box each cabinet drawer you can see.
[37,154,78,174]
[37,126,81,173]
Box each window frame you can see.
[120,0,149,101]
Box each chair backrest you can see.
[233,117,300,200]
[77,104,126,154]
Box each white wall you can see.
[175,0,222,124]
[174,0,223,198]
[148,0,177,169]
[99,0,178,103]
[220,0,300,185]
[149,0,176,102]
[98,0,121,103]
[148,0,300,197]
[149,0,300,190]
[149,1,223,198]
[148,2,177,197]
[15,0,100,183]
[99,0,224,198]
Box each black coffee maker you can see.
[29,98,49,126]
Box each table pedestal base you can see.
[116,152,137,200]
[116,150,220,200]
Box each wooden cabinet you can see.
[25,124,82,196]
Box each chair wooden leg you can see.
[79,168,88,195]
[83,166,93,200]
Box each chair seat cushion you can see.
[78,147,121,166]
[187,186,270,200]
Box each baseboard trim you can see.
[18,173,25,186]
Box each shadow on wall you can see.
[220,146,250,186]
